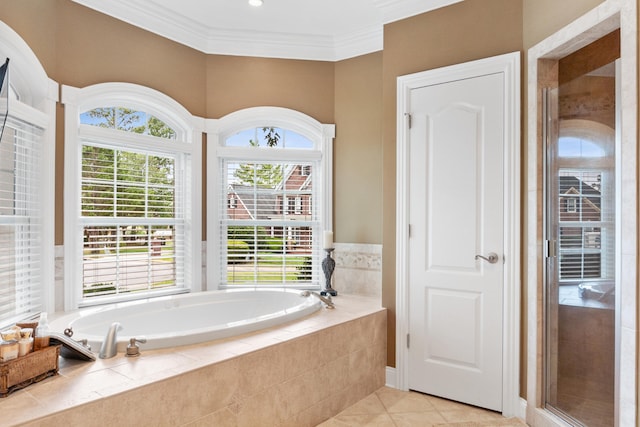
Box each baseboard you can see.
[385,366,396,388]
[519,397,527,420]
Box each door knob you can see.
[475,252,499,264]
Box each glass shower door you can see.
[544,62,617,426]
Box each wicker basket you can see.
[0,345,60,397]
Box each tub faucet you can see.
[301,290,335,309]
[99,322,122,359]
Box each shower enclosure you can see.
[543,32,619,426]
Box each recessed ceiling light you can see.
[249,0,263,7]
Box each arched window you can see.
[207,107,334,289]
[0,21,56,326]
[63,83,202,309]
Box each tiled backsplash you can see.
[333,243,382,298]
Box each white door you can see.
[408,71,505,411]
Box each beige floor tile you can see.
[389,410,448,426]
[332,413,397,426]
[375,386,414,409]
[336,392,387,416]
[320,387,528,427]
[316,418,355,427]
[438,407,504,424]
[425,394,474,412]
[382,392,436,413]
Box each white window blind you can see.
[76,111,190,303]
[558,169,613,281]
[0,116,45,325]
[220,160,321,287]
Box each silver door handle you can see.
[475,252,499,264]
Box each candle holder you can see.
[321,248,337,296]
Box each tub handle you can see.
[125,336,147,357]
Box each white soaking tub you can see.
[50,288,321,352]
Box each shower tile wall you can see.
[556,305,614,426]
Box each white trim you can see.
[63,82,196,141]
[70,0,378,61]
[395,51,521,417]
[526,1,636,425]
[0,21,57,316]
[0,21,50,107]
[70,0,461,61]
[62,82,202,310]
[372,0,463,25]
[205,107,334,291]
[519,398,528,421]
[385,366,397,388]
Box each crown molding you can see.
[373,0,463,24]
[72,0,448,61]
[334,25,383,61]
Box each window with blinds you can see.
[0,116,45,325]
[221,159,321,287]
[218,125,323,288]
[77,108,188,301]
[558,169,613,281]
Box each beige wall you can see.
[381,0,523,369]
[205,55,334,123]
[523,0,606,49]
[334,52,383,244]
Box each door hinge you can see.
[405,113,412,129]
[407,333,410,349]
[408,224,412,238]
[545,239,557,258]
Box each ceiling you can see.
[72,0,462,61]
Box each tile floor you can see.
[319,387,528,427]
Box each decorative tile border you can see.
[333,243,382,298]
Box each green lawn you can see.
[227,254,310,283]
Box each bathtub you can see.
[50,288,321,352]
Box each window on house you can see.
[294,196,302,214]
[228,195,237,209]
[208,108,334,289]
[64,85,201,308]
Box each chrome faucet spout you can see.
[99,322,122,359]
[301,290,335,309]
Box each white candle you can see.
[323,230,334,249]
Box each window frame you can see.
[62,83,202,309]
[0,21,57,327]
[206,107,334,290]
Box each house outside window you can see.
[63,83,202,309]
[207,107,334,290]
